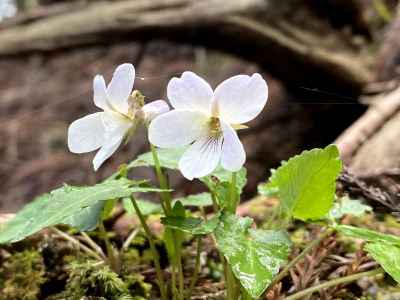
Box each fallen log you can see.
[0,0,373,93]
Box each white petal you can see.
[92,112,132,171]
[142,100,170,121]
[107,63,135,114]
[93,137,123,171]
[214,73,268,124]
[179,136,223,180]
[68,112,106,154]
[93,75,108,110]
[167,71,214,114]
[148,110,209,148]
[220,122,246,172]
[101,111,132,136]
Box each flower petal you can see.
[68,112,106,154]
[167,71,214,114]
[101,111,132,136]
[93,75,108,110]
[92,112,132,171]
[214,73,268,124]
[221,122,246,172]
[148,110,209,148]
[93,137,124,171]
[142,100,170,121]
[107,63,135,114]
[179,136,223,180]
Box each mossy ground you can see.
[1,202,400,300]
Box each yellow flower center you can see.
[209,117,222,138]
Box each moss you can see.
[0,249,46,300]
[48,258,150,300]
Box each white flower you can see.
[68,63,169,171]
[149,72,268,180]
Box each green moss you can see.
[49,258,150,300]
[0,249,46,300]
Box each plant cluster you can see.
[0,64,399,299]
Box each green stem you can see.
[228,172,238,213]
[266,228,334,294]
[225,172,239,299]
[99,222,119,273]
[285,268,384,300]
[149,143,183,299]
[130,196,168,300]
[150,143,172,213]
[177,248,185,300]
[187,237,202,299]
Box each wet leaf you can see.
[215,213,291,298]
[262,145,342,221]
[0,179,165,244]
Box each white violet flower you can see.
[149,71,268,180]
[68,63,169,171]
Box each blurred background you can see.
[1,0,400,213]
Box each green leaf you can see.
[0,179,165,244]
[128,147,186,170]
[200,167,247,193]
[364,242,400,283]
[161,215,219,235]
[63,201,105,231]
[328,196,372,219]
[173,193,213,207]
[263,145,342,221]
[122,198,162,216]
[335,225,400,247]
[215,213,291,298]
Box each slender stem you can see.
[188,237,202,299]
[228,172,238,213]
[177,248,185,300]
[285,268,384,300]
[150,143,184,299]
[210,191,219,213]
[80,232,107,260]
[122,228,139,251]
[99,222,119,273]
[52,228,103,261]
[150,143,172,213]
[225,172,239,300]
[131,196,168,300]
[266,228,334,294]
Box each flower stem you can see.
[98,222,119,273]
[228,171,238,214]
[150,143,172,213]
[285,268,384,300]
[225,172,239,299]
[266,228,334,294]
[187,237,202,299]
[130,196,168,300]
[149,143,183,299]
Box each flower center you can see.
[209,117,222,138]
[127,90,145,120]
